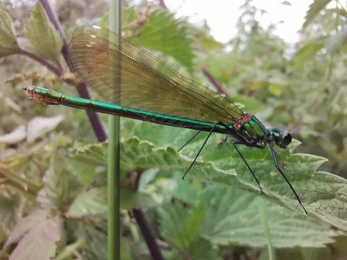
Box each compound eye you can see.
[282,131,292,146]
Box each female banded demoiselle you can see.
[25,25,307,214]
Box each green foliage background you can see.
[0,0,347,259]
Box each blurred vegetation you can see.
[0,0,347,259]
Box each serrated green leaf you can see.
[171,172,200,205]
[0,9,18,48]
[120,188,160,210]
[302,0,331,29]
[67,187,107,217]
[0,9,20,58]
[71,142,108,168]
[67,186,158,217]
[73,120,347,229]
[78,225,107,260]
[158,202,205,249]
[190,237,221,260]
[200,186,340,248]
[26,2,63,60]
[131,9,195,72]
[123,121,347,229]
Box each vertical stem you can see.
[108,0,122,259]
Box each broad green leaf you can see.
[200,186,341,248]
[302,0,331,29]
[70,138,232,183]
[131,9,195,73]
[67,187,107,217]
[26,2,63,60]
[77,225,107,260]
[120,188,160,210]
[190,237,221,260]
[158,202,205,249]
[171,172,200,205]
[123,121,347,229]
[66,186,158,217]
[0,9,18,48]
[71,142,108,168]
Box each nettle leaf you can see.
[0,9,20,58]
[200,186,340,248]
[5,209,61,260]
[131,9,195,73]
[120,188,160,210]
[119,136,236,181]
[66,186,158,217]
[71,120,345,229]
[26,2,63,61]
[190,237,221,260]
[123,121,347,230]
[77,225,107,260]
[71,142,108,168]
[67,187,107,217]
[158,202,205,249]
[0,9,18,48]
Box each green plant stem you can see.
[108,0,121,259]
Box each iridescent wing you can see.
[68,25,243,124]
